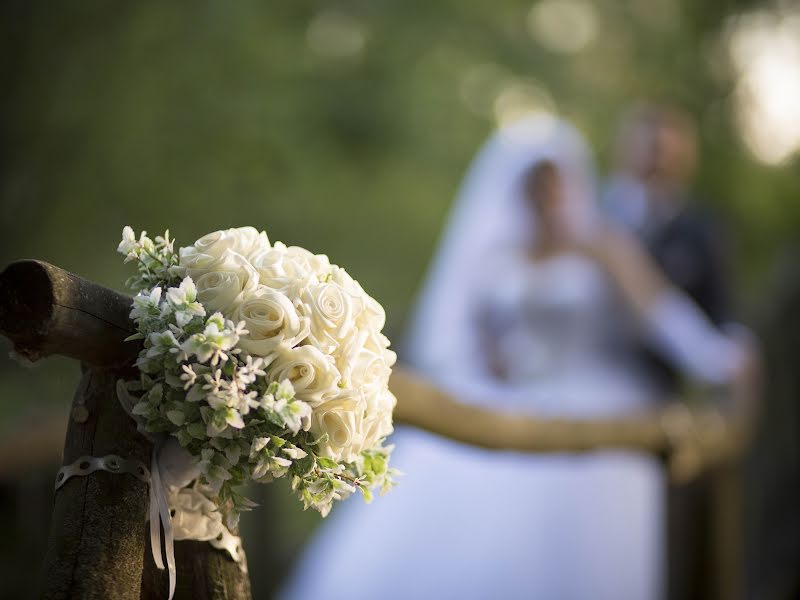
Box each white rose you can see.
[334,327,365,379]
[233,288,310,356]
[339,331,393,375]
[329,265,386,331]
[180,227,269,276]
[194,251,259,314]
[168,487,225,542]
[363,330,393,356]
[284,245,331,277]
[229,226,270,258]
[310,395,364,463]
[267,345,341,406]
[301,281,363,354]
[347,347,392,395]
[249,243,319,296]
[383,347,397,368]
[357,295,387,331]
[334,329,395,385]
[358,390,396,452]
[327,265,360,292]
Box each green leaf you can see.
[166,410,185,426]
[187,422,206,439]
[317,457,338,470]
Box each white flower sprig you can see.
[117,227,397,524]
[118,226,182,294]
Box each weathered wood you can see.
[709,461,744,600]
[0,260,752,472]
[142,538,252,600]
[391,365,665,452]
[390,366,751,479]
[0,260,138,367]
[39,364,150,600]
[0,259,758,599]
[0,260,252,599]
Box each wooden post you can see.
[142,539,251,599]
[40,364,151,600]
[0,260,252,600]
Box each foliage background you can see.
[0,1,797,598]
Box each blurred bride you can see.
[280,115,744,600]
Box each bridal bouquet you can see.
[116,226,397,527]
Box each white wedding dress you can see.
[280,251,665,600]
[280,114,744,600]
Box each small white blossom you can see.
[250,437,270,456]
[182,318,238,365]
[167,277,206,327]
[145,330,180,358]
[154,230,175,254]
[130,287,162,322]
[283,445,307,460]
[180,364,197,390]
[118,226,138,260]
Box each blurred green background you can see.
[0,0,798,598]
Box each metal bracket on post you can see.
[55,454,151,491]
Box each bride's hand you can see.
[565,220,618,260]
[660,403,743,483]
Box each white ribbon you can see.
[116,380,245,596]
[149,436,177,600]
[117,383,177,599]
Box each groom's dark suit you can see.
[644,204,729,325]
[637,198,732,600]
[605,184,733,600]
[632,198,731,393]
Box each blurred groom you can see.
[603,103,732,600]
[604,104,731,354]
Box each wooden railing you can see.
[0,259,759,599]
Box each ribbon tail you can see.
[118,383,177,598]
[150,439,177,600]
[162,499,176,600]
[149,448,165,571]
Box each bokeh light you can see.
[459,63,556,126]
[527,0,598,54]
[725,7,800,165]
[492,79,556,126]
[306,10,367,63]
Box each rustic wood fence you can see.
[0,259,758,599]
